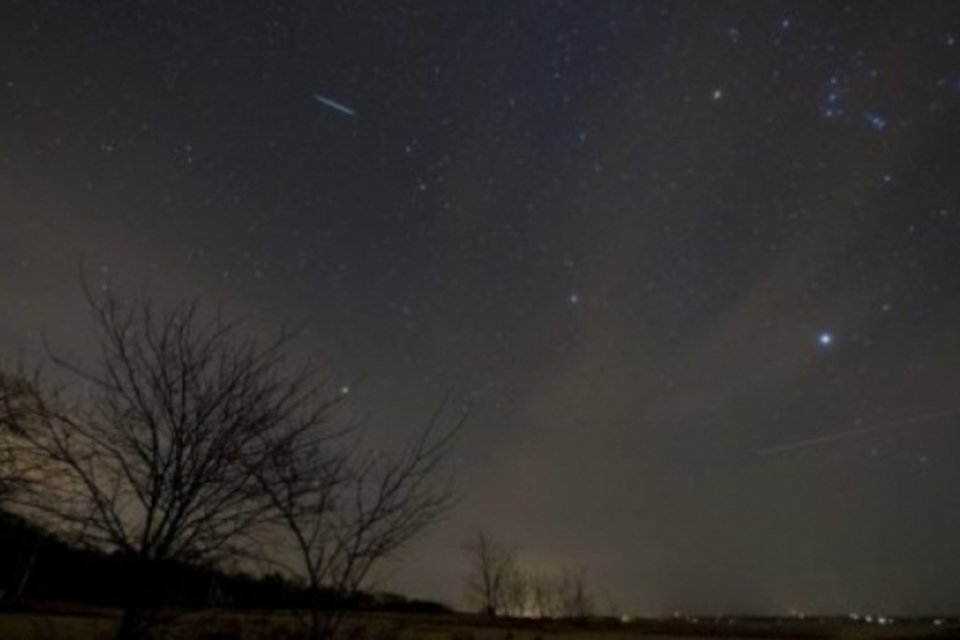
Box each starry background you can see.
[3,0,960,616]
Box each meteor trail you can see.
[757,407,960,456]
[313,93,357,117]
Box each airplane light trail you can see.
[313,93,357,117]
[757,407,960,457]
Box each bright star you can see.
[864,111,888,131]
[818,332,834,347]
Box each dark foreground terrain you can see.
[0,603,957,640]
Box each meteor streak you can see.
[757,407,960,456]
[313,93,357,117]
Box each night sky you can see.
[3,0,960,616]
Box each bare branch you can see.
[2,285,345,640]
[260,397,466,640]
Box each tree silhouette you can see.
[463,530,518,617]
[260,397,464,640]
[0,373,34,506]
[462,531,595,621]
[2,283,342,639]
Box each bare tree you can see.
[0,419,16,505]
[0,374,47,601]
[0,373,33,505]
[3,285,343,640]
[501,562,529,617]
[529,571,560,619]
[556,568,593,619]
[461,526,597,622]
[463,530,517,617]
[259,398,465,640]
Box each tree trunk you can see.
[307,582,322,640]
[114,606,145,640]
[12,536,39,599]
[309,606,321,640]
[113,555,152,640]
[307,587,339,640]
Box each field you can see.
[1,605,958,640]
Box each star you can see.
[864,111,888,131]
[818,332,834,347]
[819,86,846,120]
